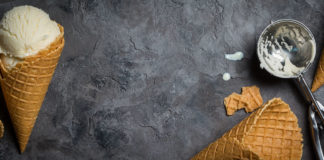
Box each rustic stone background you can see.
[0,0,324,159]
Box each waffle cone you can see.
[224,93,248,116]
[241,86,263,112]
[0,24,64,153]
[192,137,260,160]
[0,120,3,138]
[192,98,303,160]
[312,50,324,92]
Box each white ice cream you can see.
[258,23,315,78]
[259,38,307,77]
[0,5,60,69]
[1,56,21,69]
[225,51,244,61]
[223,72,231,81]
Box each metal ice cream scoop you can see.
[257,19,324,160]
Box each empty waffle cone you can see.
[0,24,64,153]
[312,50,324,92]
[192,98,303,160]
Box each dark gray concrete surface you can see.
[0,0,323,159]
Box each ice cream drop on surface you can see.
[225,51,244,61]
[222,72,231,81]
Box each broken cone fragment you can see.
[312,50,324,92]
[224,85,263,115]
[0,121,3,138]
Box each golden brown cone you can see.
[0,120,3,138]
[224,92,248,116]
[224,86,263,116]
[192,137,260,160]
[312,50,324,92]
[241,86,263,112]
[192,98,303,160]
[0,24,64,153]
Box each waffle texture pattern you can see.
[192,98,303,160]
[0,24,64,153]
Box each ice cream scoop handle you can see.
[296,75,324,124]
[309,104,324,160]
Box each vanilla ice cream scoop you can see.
[0,5,60,69]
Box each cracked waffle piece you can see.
[312,50,324,92]
[192,98,303,160]
[224,93,249,116]
[0,25,64,153]
[242,86,263,112]
[0,121,3,138]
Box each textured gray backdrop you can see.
[0,0,323,159]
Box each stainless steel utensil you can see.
[257,19,324,160]
[310,101,324,160]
